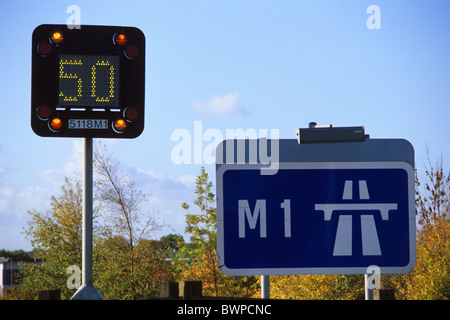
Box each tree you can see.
[133,239,175,298]
[416,154,449,226]
[93,143,167,299]
[17,145,170,300]
[0,249,34,260]
[159,233,184,257]
[173,167,258,298]
[261,274,364,300]
[20,178,84,300]
[389,155,450,299]
[174,167,219,295]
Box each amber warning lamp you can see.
[49,118,63,131]
[114,33,127,46]
[51,31,64,44]
[113,119,127,132]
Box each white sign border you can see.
[216,161,416,276]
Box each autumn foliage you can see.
[172,167,258,298]
[3,152,449,300]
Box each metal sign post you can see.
[71,138,103,300]
[261,275,270,299]
[365,274,374,300]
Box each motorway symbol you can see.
[315,180,398,256]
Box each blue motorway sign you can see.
[217,158,416,275]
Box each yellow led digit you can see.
[91,60,116,103]
[59,59,82,102]
[91,64,96,99]
[110,65,115,99]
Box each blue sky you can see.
[1,0,449,250]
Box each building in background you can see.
[0,257,40,295]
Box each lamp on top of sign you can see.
[31,24,145,138]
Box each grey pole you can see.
[364,274,374,300]
[71,138,103,300]
[261,275,270,299]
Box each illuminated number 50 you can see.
[91,61,115,102]
[59,58,115,103]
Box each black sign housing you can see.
[31,24,145,138]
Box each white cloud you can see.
[0,171,52,250]
[177,174,197,190]
[39,140,83,186]
[135,169,195,206]
[0,165,6,178]
[129,169,198,238]
[192,93,247,116]
[0,141,200,249]
[0,177,50,220]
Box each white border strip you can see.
[216,162,416,275]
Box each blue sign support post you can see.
[216,136,415,276]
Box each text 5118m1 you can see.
[68,119,108,129]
